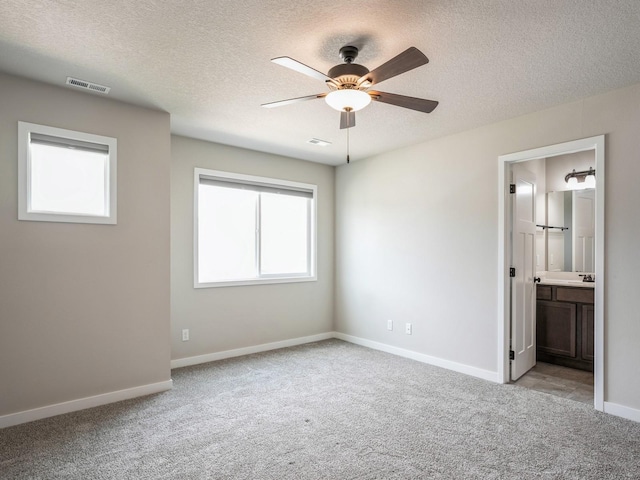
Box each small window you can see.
[18,122,117,224]
[194,168,317,287]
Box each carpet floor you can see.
[1,339,639,479]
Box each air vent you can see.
[308,138,332,147]
[66,77,111,94]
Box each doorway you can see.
[497,135,605,411]
[513,362,594,405]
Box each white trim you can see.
[0,380,172,429]
[193,167,317,288]
[173,331,500,381]
[334,332,500,383]
[604,401,640,423]
[497,135,605,412]
[497,155,510,384]
[171,332,334,369]
[7,331,634,429]
[195,275,317,289]
[18,121,117,225]
[173,330,500,381]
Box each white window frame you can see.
[18,121,117,224]
[194,168,317,288]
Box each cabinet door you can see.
[536,300,577,357]
[581,304,595,361]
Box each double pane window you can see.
[195,169,316,287]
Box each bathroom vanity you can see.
[536,277,594,372]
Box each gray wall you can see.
[0,73,171,416]
[335,83,640,412]
[171,135,334,361]
[3,69,639,422]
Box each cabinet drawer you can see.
[556,287,594,304]
[536,286,552,300]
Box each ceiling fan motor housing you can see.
[327,63,370,89]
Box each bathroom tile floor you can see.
[513,362,594,405]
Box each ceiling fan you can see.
[262,45,439,129]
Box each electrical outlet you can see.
[182,329,189,341]
[405,323,412,335]
[387,319,393,331]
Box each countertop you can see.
[538,279,595,288]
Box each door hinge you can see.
[509,267,516,277]
[509,184,516,194]
[509,350,515,360]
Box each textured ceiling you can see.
[2,1,640,165]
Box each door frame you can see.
[497,135,605,411]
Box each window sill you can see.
[194,275,317,289]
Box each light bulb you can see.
[567,176,578,189]
[325,89,371,112]
[584,173,596,189]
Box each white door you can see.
[573,189,595,272]
[511,165,537,381]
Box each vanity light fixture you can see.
[565,167,596,189]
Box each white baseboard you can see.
[334,332,500,383]
[604,401,640,423]
[172,331,500,382]
[170,332,334,369]
[9,334,635,429]
[0,379,173,429]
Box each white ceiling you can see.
[2,1,640,166]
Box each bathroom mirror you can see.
[544,189,595,272]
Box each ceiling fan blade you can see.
[358,47,428,86]
[261,93,327,108]
[271,56,335,83]
[369,91,438,113]
[340,110,355,129]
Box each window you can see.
[18,121,117,224]
[194,168,317,287]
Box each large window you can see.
[18,121,117,224]
[194,168,316,287]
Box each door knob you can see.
[533,277,541,283]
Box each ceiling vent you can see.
[307,138,332,147]
[66,77,111,94]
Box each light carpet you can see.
[1,339,639,479]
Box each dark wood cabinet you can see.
[536,285,594,372]
[537,301,576,357]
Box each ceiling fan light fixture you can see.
[325,89,371,112]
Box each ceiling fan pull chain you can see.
[346,124,350,164]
